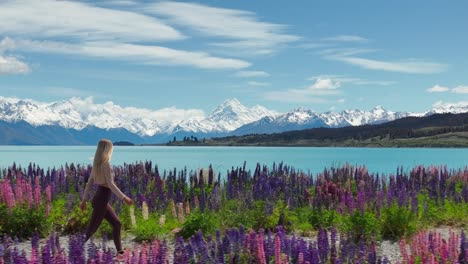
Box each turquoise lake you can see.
[0,146,466,176]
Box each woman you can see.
[81,139,133,261]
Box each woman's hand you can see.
[80,200,87,211]
[123,196,134,205]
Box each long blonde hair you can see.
[93,139,113,175]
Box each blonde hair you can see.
[93,139,113,175]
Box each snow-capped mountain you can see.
[426,102,468,116]
[0,97,277,138]
[231,106,413,135]
[0,96,467,145]
[171,98,279,135]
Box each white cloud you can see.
[102,1,138,7]
[320,48,378,57]
[309,75,395,86]
[0,54,30,75]
[309,78,341,90]
[0,37,30,75]
[234,71,270,78]
[452,86,468,94]
[427,85,450,93]
[321,48,448,74]
[322,35,368,42]
[0,0,183,42]
[146,1,300,55]
[264,76,344,103]
[338,98,346,103]
[333,56,447,74]
[248,81,270,87]
[427,84,468,94]
[14,39,250,70]
[60,97,206,128]
[0,1,261,70]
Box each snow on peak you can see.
[0,96,277,136]
[429,101,468,115]
[176,98,277,133]
[1,96,467,138]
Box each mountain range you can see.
[0,96,467,145]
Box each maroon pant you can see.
[85,185,122,252]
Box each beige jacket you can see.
[83,163,127,201]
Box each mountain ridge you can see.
[0,96,467,145]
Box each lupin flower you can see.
[275,235,281,264]
[185,200,191,215]
[45,184,52,217]
[257,230,267,264]
[159,214,166,227]
[177,202,185,223]
[169,200,177,218]
[130,206,137,227]
[142,201,149,220]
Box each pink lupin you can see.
[3,179,16,210]
[399,239,409,263]
[45,184,52,217]
[34,177,42,207]
[30,247,38,264]
[298,253,304,264]
[257,232,266,264]
[275,235,281,264]
[152,239,160,259]
[25,181,33,208]
[15,173,23,205]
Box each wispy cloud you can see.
[452,86,468,94]
[234,71,270,78]
[45,87,101,98]
[309,74,395,86]
[264,90,331,103]
[146,1,300,55]
[427,84,468,94]
[297,42,334,50]
[298,35,367,50]
[13,39,250,70]
[0,0,259,71]
[248,81,271,87]
[427,84,450,93]
[322,35,368,43]
[0,0,183,42]
[0,37,30,75]
[323,48,448,74]
[101,1,138,7]
[333,56,448,74]
[264,77,341,103]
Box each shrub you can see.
[180,210,218,238]
[341,211,380,242]
[380,202,416,240]
[2,204,48,239]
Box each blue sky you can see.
[1,0,467,114]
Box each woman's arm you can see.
[82,170,94,201]
[104,165,128,201]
